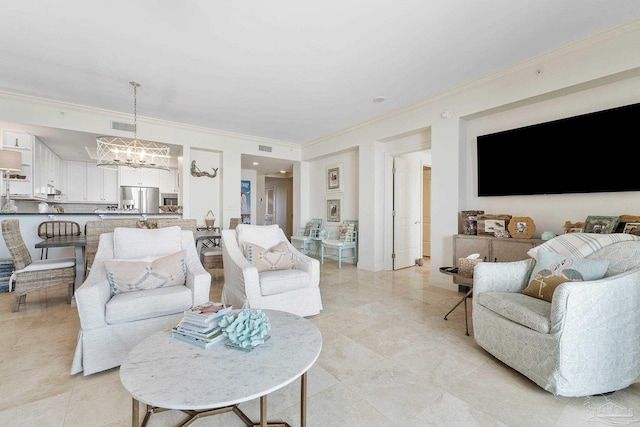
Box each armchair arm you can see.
[473,259,535,294]
[74,234,114,330]
[181,232,211,306]
[286,241,320,287]
[551,268,640,335]
[221,230,261,300]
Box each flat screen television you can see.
[476,102,640,197]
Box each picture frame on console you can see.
[584,215,619,234]
[623,222,640,234]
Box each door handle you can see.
[414,221,421,224]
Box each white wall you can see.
[299,19,640,288]
[308,150,359,233]
[189,148,221,227]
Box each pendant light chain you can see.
[131,81,140,145]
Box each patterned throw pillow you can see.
[521,249,609,302]
[105,250,187,295]
[339,223,355,241]
[243,241,295,272]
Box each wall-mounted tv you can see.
[476,102,640,197]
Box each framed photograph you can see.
[507,216,536,239]
[477,214,511,235]
[623,222,640,234]
[483,219,506,234]
[565,227,584,234]
[326,163,342,192]
[460,210,484,235]
[326,197,341,223]
[584,215,620,234]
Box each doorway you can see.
[423,166,431,258]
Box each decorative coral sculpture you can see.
[219,309,271,349]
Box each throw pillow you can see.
[243,240,295,272]
[522,248,610,302]
[105,250,187,295]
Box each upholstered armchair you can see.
[472,233,640,397]
[71,226,210,376]
[221,224,322,317]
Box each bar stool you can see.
[37,221,81,259]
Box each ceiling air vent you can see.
[111,121,136,132]
[258,145,272,152]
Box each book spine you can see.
[171,331,207,349]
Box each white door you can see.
[393,156,422,270]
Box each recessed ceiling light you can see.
[279,170,287,174]
[373,96,386,104]
[252,162,259,165]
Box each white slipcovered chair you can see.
[71,226,211,376]
[221,224,322,317]
[472,233,640,397]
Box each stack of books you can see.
[171,301,232,349]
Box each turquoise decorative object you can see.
[541,231,557,241]
[219,309,271,350]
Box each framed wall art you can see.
[326,163,342,192]
[326,197,342,223]
[584,215,620,234]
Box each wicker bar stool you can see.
[2,220,76,312]
[37,220,81,259]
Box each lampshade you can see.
[0,150,21,172]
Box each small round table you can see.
[120,309,322,427]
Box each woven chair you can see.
[229,217,242,230]
[37,220,81,259]
[1,219,76,312]
[84,218,199,272]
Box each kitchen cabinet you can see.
[119,168,160,188]
[65,161,117,203]
[452,234,543,289]
[86,164,118,203]
[34,138,62,198]
[160,168,180,194]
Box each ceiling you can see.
[1,2,640,171]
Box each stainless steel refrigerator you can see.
[120,186,160,213]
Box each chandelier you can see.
[97,82,171,171]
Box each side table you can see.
[439,267,473,336]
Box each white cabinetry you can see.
[65,161,118,203]
[119,168,160,188]
[160,168,180,193]
[65,161,87,202]
[34,138,62,198]
[86,164,118,203]
[0,130,47,200]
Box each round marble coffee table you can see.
[120,309,322,427]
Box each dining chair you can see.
[291,218,323,255]
[320,220,358,268]
[37,220,81,259]
[2,219,76,312]
[229,218,242,230]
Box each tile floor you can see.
[0,260,638,426]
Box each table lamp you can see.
[0,149,22,212]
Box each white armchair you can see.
[221,224,322,317]
[71,226,211,376]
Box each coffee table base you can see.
[133,372,307,427]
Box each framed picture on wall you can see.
[326,197,342,223]
[326,163,343,192]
